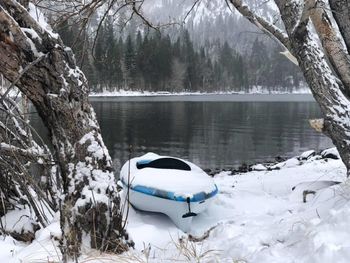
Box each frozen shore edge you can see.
[89,89,312,97]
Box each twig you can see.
[0,54,46,103]
[121,145,132,231]
[188,225,218,242]
[183,0,202,23]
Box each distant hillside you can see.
[55,0,307,93]
[141,0,280,52]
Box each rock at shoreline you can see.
[251,164,267,171]
[210,147,339,176]
[299,150,315,160]
[321,147,340,160]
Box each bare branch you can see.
[131,0,158,30]
[228,0,291,50]
[0,55,46,103]
[183,0,201,23]
[0,142,52,163]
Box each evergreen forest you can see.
[58,19,305,93]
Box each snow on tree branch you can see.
[229,0,290,49]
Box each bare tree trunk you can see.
[329,0,350,51]
[0,0,130,260]
[308,0,350,96]
[230,0,350,176]
[273,0,350,174]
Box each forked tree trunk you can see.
[274,0,350,174]
[230,0,350,176]
[0,0,130,260]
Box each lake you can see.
[88,94,333,171]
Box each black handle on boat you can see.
[182,197,197,218]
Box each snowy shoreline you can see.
[89,88,311,97]
[205,149,338,176]
[1,147,349,262]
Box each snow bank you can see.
[123,149,349,262]
[2,148,350,262]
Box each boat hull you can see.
[122,187,214,232]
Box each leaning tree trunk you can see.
[230,0,350,176]
[329,0,350,52]
[0,0,131,260]
[274,0,350,175]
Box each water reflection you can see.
[91,97,333,171]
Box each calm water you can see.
[29,94,333,171]
[87,94,333,171]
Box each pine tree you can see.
[124,34,137,90]
[182,30,199,90]
[249,38,269,87]
[94,24,108,91]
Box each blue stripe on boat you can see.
[121,180,218,202]
[136,159,153,165]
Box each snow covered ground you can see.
[89,87,311,97]
[1,148,349,262]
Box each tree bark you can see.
[329,0,350,52]
[0,0,130,260]
[308,0,350,97]
[230,0,350,176]
[274,0,350,174]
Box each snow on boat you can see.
[119,153,218,232]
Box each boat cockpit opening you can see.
[136,158,191,171]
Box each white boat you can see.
[119,153,218,232]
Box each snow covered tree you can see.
[228,0,350,176]
[0,0,131,261]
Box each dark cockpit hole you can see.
[136,158,191,171]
